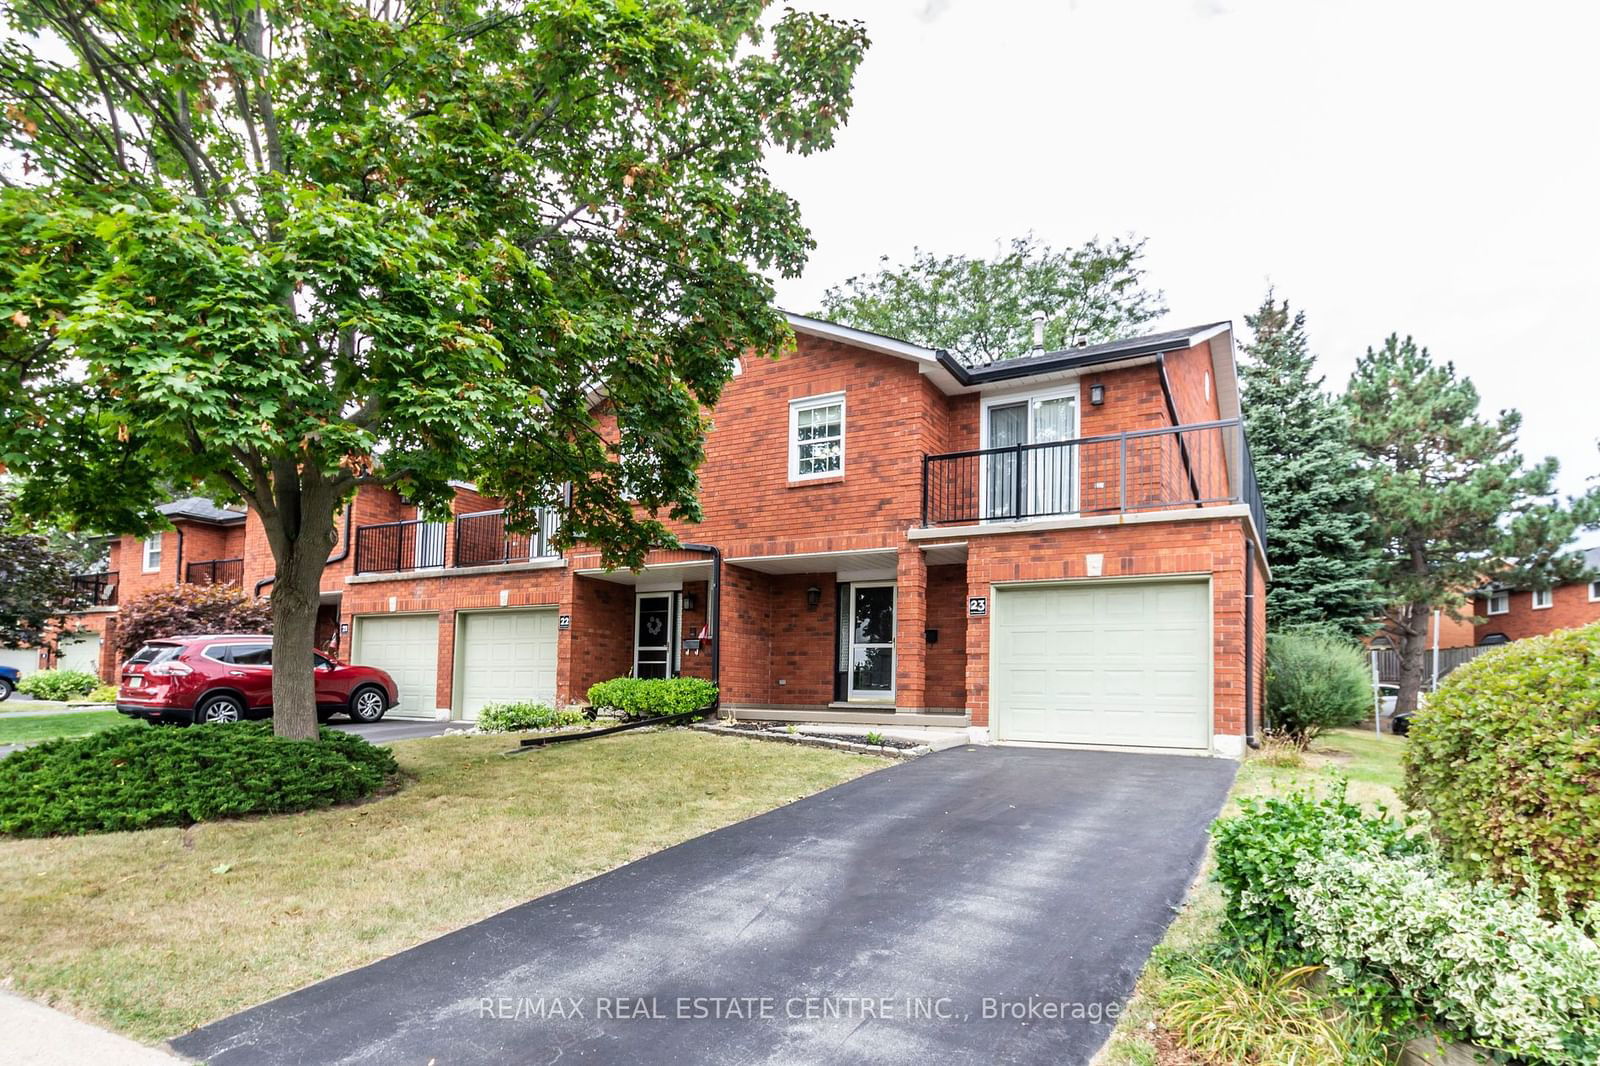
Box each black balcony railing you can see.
[454,508,561,568]
[72,572,118,607]
[354,509,560,576]
[185,558,244,587]
[922,418,1268,546]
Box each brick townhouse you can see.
[54,313,1269,756]
[1475,546,1600,645]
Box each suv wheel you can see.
[0,678,12,702]
[349,686,388,723]
[198,693,245,724]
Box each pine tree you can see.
[1345,335,1598,714]
[1239,293,1378,637]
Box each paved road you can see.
[172,746,1236,1066]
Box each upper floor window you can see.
[1486,590,1509,615]
[142,533,162,573]
[790,393,844,480]
[1532,587,1554,610]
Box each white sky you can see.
[768,0,1600,512]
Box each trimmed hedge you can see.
[586,677,717,719]
[16,668,100,701]
[1264,627,1372,746]
[1404,622,1600,910]
[0,722,398,836]
[476,702,588,733]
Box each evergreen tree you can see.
[1239,293,1378,637]
[1345,336,1599,714]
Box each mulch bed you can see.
[719,722,924,751]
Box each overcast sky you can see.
[767,0,1600,514]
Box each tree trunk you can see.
[259,484,338,741]
[1391,603,1428,716]
[270,565,322,739]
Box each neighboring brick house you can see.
[62,313,1270,756]
[1475,547,1600,645]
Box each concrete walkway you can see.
[0,990,188,1065]
[0,704,114,717]
[174,746,1237,1065]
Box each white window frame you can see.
[142,533,162,573]
[979,384,1081,521]
[1590,580,1600,603]
[1532,587,1554,610]
[788,392,846,482]
[1486,590,1509,615]
[845,581,897,702]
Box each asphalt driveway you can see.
[172,744,1236,1066]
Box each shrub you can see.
[16,668,100,701]
[0,721,398,836]
[1211,786,1422,950]
[1288,851,1600,1064]
[1264,627,1372,746]
[585,677,717,719]
[85,683,119,703]
[1403,622,1600,911]
[476,702,588,733]
[114,583,272,661]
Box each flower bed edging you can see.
[691,722,928,760]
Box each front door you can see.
[847,583,896,700]
[634,593,677,680]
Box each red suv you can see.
[116,634,400,725]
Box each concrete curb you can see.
[0,989,189,1064]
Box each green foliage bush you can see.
[476,702,588,733]
[1264,627,1372,746]
[1404,623,1600,911]
[86,683,119,703]
[1212,789,1600,1064]
[0,721,398,836]
[113,583,272,661]
[586,677,717,719]
[1212,786,1422,949]
[16,668,100,701]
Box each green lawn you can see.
[1096,728,1409,1065]
[0,729,880,1043]
[0,710,129,744]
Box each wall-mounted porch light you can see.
[1089,383,1106,406]
[682,591,697,612]
[806,585,822,609]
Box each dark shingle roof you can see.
[156,496,246,525]
[937,322,1232,386]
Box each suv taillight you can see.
[146,661,193,677]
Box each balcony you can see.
[185,558,245,587]
[72,571,118,607]
[921,418,1267,543]
[354,509,561,576]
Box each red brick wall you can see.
[925,563,967,710]
[766,572,838,706]
[1475,581,1600,643]
[563,575,635,702]
[962,516,1254,737]
[717,563,773,705]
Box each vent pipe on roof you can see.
[1030,311,1045,353]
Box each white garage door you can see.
[456,609,559,721]
[0,647,41,676]
[58,633,102,678]
[992,581,1210,749]
[353,614,439,718]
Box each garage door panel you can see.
[58,633,102,677]
[354,614,439,718]
[457,609,557,722]
[993,581,1209,749]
